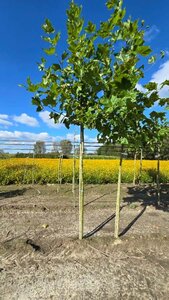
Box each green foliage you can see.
[24,0,168,155]
[148,55,156,64]
[97,144,120,156]
[143,126,169,159]
[144,82,157,91]
[106,0,120,9]
[42,19,55,34]
[160,50,165,59]
[44,47,55,55]
[15,152,60,159]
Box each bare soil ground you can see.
[0,183,169,300]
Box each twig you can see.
[73,259,94,274]
[2,227,30,244]
[88,244,110,258]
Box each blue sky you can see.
[0,0,169,146]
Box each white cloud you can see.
[13,113,39,127]
[151,60,169,97]
[0,114,9,119]
[66,132,98,143]
[0,114,13,127]
[0,130,50,141]
[0,119,13,127]
[0,130,100,154]
[0,131,51,153]
[65,133,99,153]
[144,25,160,42]
[136,83,146,93]
[66,133,88,142]
[39,111,64,128]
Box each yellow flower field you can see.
[0,158,168,184]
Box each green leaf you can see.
[36,106,43,112]
[148,55,156,64]
[85,21,96,33]
[63,118,70,129]
[42,19,55,34]
[42,36,52,43]
[149,91,159,102]
[106,0,120,9]
[52,33,61,46]
[42,97,56,107]
[43,32,60,46]
[50,112,59,122]
[32,96,43,112]
[38,58,46,71]
[141,20,145,27]
[159,97,169,106]
[150,111,165,119]
[114,77,133,90]
[160,50,165,59]
[32,96,41,106]
[144,82,157,91]
[121,137,128,145]
[137,45,152,56]
[26,77,39,92]
[44,47,55,55]
[52,64,61,71]
[61,51,69,60]
[161,80,169,88]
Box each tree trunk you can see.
[156,146,160,206]
[32,151,35,185]
[138,148,143,185]
[114,144,123,239]
[133,151,137,186]
[72,135,76,207]
[57,154,63,191]
[79,124,84,240]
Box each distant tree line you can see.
[96,139,169,160]
[1,135,168,159]
[14,140,73,158]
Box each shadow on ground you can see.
[119,206,146,237]
[84,206,126,238]
[0,188,27,200]
[124,184,169,212]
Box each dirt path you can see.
[0,184,169,299]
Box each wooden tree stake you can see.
[79,125,84,240]
[114,145,123,239]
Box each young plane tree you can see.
[127,81,169,186]
[93,1,169,239]
[25,1,112,239]
[25,0,168,240]
[142,112,168,206]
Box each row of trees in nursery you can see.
[25,0,169,239]
[2,136,168,159]
[33,140,73,156]
[2,140,73,158]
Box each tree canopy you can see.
[25,0,168,140]
[25,0,169,239]
[34,141,46,154]
[60,140,72,156]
